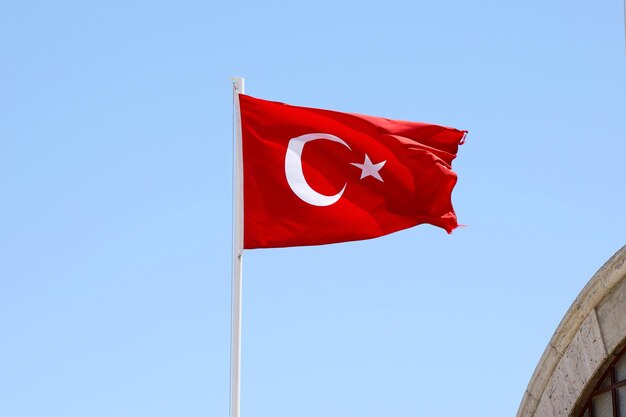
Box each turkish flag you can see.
[239,94,466,249]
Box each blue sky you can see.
[1,1,625,416]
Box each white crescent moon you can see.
[285,133,351,207]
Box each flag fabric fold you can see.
[239,94,466,249]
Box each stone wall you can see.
[517,245,626,417]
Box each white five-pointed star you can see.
[351,154,386,182]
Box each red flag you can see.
[239,94,466,249]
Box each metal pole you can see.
[230,76,245,417]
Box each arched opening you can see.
[578,344,626,417]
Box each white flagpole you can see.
[230,77,245,417]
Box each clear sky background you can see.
[1,1,625,416]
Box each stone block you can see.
[536,311,607,417]
[517,390,539,417]
[597,276,626,354]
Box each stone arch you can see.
[517,245,626,417]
